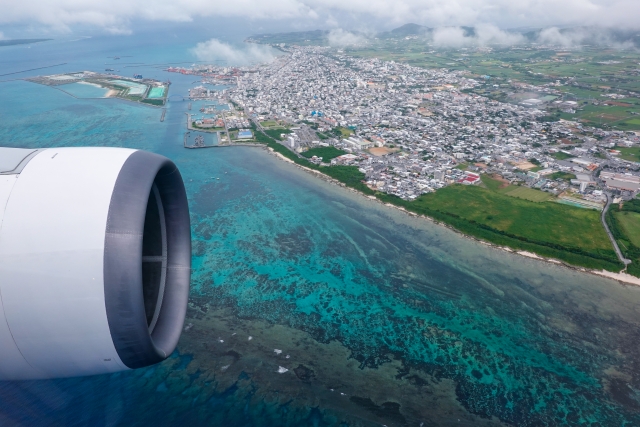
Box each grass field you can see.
[419,186,606,246]
[386,174,622,271]
[263,128,292,140]
[615,146,640,163]
[552,152,574,160]
[481,174,508,191]
[500,186,554,202]
[336,127,353,138]
[410,185,616,262]
[614,211,640,247]
[482,175,554,202]
[607,203,640,277]
[301,146,346,161]
[260,120,280,128]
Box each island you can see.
[27,71,169,106]
[0,39,51,47]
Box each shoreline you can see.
[260,146,640,289]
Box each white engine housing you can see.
[0,147,191,380]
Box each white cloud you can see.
[535,27,635,49]
[190,39,276,65]
[474,24,525,46]
[0,32,6,40]
[537,27,585,48]
[327,29,367,47]
[431,27,470,48]
[0,0,639,34]
[431,25,524,48]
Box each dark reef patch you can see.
[293,364,316,382]
[349,396,407,425]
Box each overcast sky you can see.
[0,0,638,36]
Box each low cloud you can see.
[536,27,635,49]
[2,0,640,38]
[537,27,588,48]
[190,39,276,65]
[327,29,367,47]
[431,25,524,48]
[431,27,471,48]
[427,25,637,49]
[0,32,6,40]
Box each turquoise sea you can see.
[1,34,640,426]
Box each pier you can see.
[160,108,166,122]
[183,131,220,149]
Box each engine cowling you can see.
[0,147,191,380]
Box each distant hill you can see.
[248,24,640,48]
[386,23,431,37]
[246,31,328,45]
[0,39,51,47]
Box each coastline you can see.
[262,146,640,288]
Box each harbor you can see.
[183,131,219,149]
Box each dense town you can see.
[221,47,640,206]
[174,46,640,209]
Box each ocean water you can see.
[1,34,640,427]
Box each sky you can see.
[0,0,638,37]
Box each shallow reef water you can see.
[176,148,640,427]
[1,43,640,426]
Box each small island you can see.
[0,39,51,47]
[27,71,169,106]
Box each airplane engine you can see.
[0,147,191,380]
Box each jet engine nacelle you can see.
[0,147,191,380]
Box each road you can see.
[601,193,632,266]
[245,107,265,132]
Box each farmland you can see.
[344,40,640,130]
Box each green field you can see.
[548,172,577,181]
[396,184,619,270]
[500,186,553,202]
[301,146,346,161]
[260,120,280,128]
[415,185,609,250]
[482,175,554,202]
[615,146,640,163]
[552,152,574,160]
[615,211,640,247]
[334,127,353,138]
[481,174,506,191]
[372,174,622,271]
[607,200,640,276]
[263,128,292,140]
